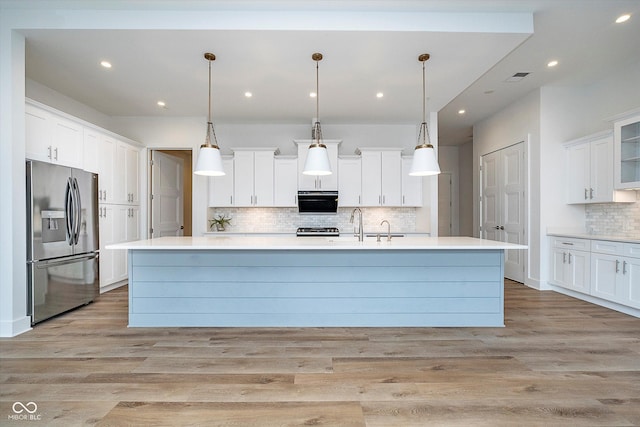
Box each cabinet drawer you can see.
[591,240,625,256]
[551,237,589,251]
[624,243,640,258]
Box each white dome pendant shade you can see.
[409,136,441,176]
[303,140,332,176]
[302,53,332,176]
[409,53,441,177]
[194,52,225,177]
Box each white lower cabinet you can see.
[550,237,590,293]
[98,204,140,290]
[549,236,640,312]
[98,205,116,287]
[591,240,640,309]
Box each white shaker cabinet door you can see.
[208,157,234,207]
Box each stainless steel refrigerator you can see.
[26,160,100,325]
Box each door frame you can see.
[147,149,193,238]
[479,139,529,283]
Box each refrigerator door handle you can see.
[65,177,74,246]
[31,252,99,268]
[72,177,82,245]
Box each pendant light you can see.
[303,52,332,176]
[194,52,225,176]
[409,53,441,176]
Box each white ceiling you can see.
[12,0,640,145]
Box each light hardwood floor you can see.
[1,280,639,426]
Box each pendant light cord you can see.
[206,56,219,148]
[418,55,432,148]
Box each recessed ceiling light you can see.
[616,14,631,23]
[309,92,317,98]
[458,109,466,115]
[376,92,384,98]
[157,101,166,107]
[484,90,495,94]
[547,60,559,68]
[100,60,112,69]
[244,92,252,98]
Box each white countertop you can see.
[547,232,640,244]
[107,236,528,251]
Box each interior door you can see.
[151,151,184,238]
[481,142,525,282]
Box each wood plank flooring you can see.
[1,280,639,426]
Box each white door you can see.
[481,142,525,282]
[151,151,184,238]
[438,172,452,236]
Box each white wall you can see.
[458,141,474,236]
[438,146,460,235]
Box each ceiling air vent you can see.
[504,72,530,83]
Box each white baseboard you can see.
[100,280,127,294]
[550,285,640,318]
[0,316,32,337]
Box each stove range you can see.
[296,227,340,237]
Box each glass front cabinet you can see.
[614,112,640,190]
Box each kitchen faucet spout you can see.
[380,220,391,241]
[350,208,364,242]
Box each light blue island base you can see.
[127,249,505,327]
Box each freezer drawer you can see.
[28,253,99,325]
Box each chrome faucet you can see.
[380,219,391,241]
[350,208,364,241]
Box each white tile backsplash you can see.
[585,200,640,237]
[207,207,418,234]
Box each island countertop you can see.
[107,235,527,251]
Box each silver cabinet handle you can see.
[54,147,58,161]
[103,190,107,201]
[230,195,233,205]
[568,252,572,264]
[48,145,52,159]
[99,190,103,201]
[590,188,594,199]
[563,252,567,263]
[584,188,588,200]
[402,195,405,205]
[623,260,627,275]
[615,260,620,273]
[383,195,386,205]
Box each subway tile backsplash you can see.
[585,201,640,237]
[207,207,418,234]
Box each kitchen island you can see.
[108,236,527,327]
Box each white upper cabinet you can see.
[359,148,402,207]
[401,156,423,207]
[114,141,140,205]
[338,156,362,207]
[233,148,276,207]
[83,129,116,204]
[295,140,340,190]
[26,101,83,168]
[208,156,234,207]
[613,111,640,190]
[274,156,298,207]
[564,131,635,204]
